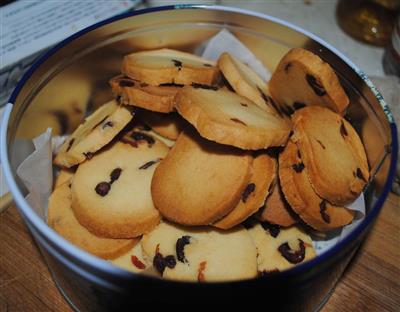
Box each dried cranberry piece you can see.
[319,200,331,223]
[172,59,182,70]
[316,139,326,149]
[306,74,326,96]
[83,152,94,159]
[164,255,176,269]
[242,183,256,203]
[356,168,367,182]
[138,159,161,170]
[340,121,348,138]
[258,269,280,277]
[292,163,305,173]
[130,131,155,146]
[257,87,283,117]
[153,252,166,274]
[131,256,146,270]
[110,168,122,183]
[197,261,207,282]
[66,138,75,152]
[284,62,292,72]
[293,102,306,110]
[261,221,280,238]
[176,236,191,263]
[278,239,306,264]
[95,182,111,196]
[203,63,212,67]
[230,118,247,126]
[119,79,135,87]
[102,121,113,129]
[191,82,218,91]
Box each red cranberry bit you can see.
[261,221,281,238]
[176,236,191,263]
[319,200,331,223]
[242,183,256,203]
[305,74,326,96]
[131,255,146,270]
[95,182,111,196]
[110,168,122,183]
[278,239,306,264]
[197,261,207,282]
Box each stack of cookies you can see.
[48,47,369,282]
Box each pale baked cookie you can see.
[48,182,137,259]
[141,222,257,282]
[175,87,291,150]
[151,129,253,225]
[279,139,355,232]
[54,100,133,168]
[292,106,369,205]
[248,222,315,273]
[71,139,169,238]
[139,110,185,140]
[257,179,298,227]
[214,152,276,230]
[54,168,75,188]
[109,75,180,113]
[111,240,152,274]
[269,48,349,115]
[218,52,285,117]
[122,49,220,86]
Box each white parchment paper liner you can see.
[15,29,365,255]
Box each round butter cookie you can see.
[218,52,285,117]
[48,183,137,259]
[269,48,349,115]
[71,139,169,239]
[175,87,291,150]
[122,48,220,86]
[141,222,257,282]
[214,152,276,230]
[139,110,186,140]
[248,222,315,273]
[257,179,298,227]
[292,106,369,205]
[279,139,355,232]
[109,75,180,113]
[151,129,253,225]
[54,100,133,168]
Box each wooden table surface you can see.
[0,193,399,311]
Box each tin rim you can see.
[1,4,398,284]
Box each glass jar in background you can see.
[383,17,400,76]
[336,0,400,47]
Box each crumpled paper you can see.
[15,29,365,256]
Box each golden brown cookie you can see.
[54,168,75,188]
[109,75,180,113]
[151,129,253,225]
[269,48,349,115]
[54,100,133,168]
[175,86,291,150]
[257,178,298,227]
[248,222,315,273]
[213,152,276,230]
[141,222,257,282]
[122,48,220,86]
[71,139,169,239]
[217,52,285,117]
[292,106,369,205]
[279,139,355,232]
[139,110,186,140]
[48,183,137,259]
